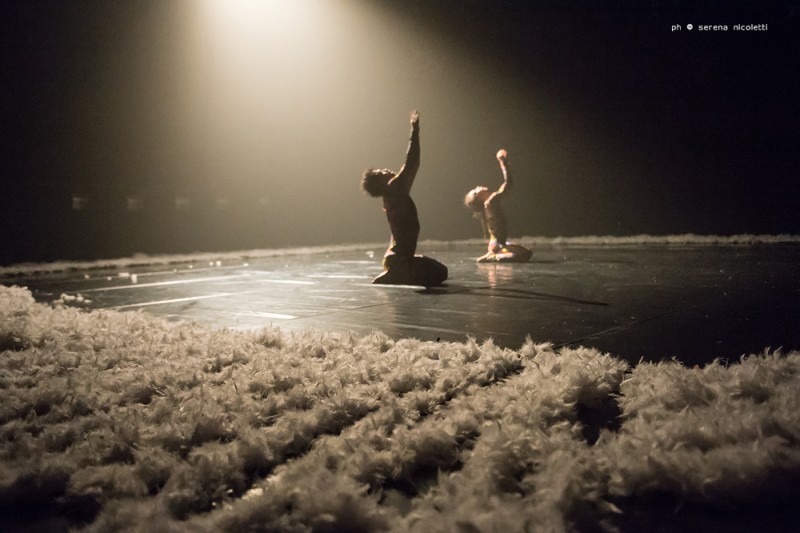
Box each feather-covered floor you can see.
[2,237,799,531]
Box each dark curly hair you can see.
[361,168,394,197]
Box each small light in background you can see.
[71,195,90,211]
[126,195,144,212]
[175,196,192,210]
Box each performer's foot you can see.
[372,269,410,285]
[476,249,531,263]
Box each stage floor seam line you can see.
[555,311,676,350]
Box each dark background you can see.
[2,0,798,264]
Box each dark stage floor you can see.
[6,242,799,367]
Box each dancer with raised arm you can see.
[464,149,532,263]
[361,111,448,286]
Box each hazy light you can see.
[199,0,319,40]
[185,0,556,246]
[192,0,364,186]
[196,0,344,93]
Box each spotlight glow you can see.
[198,0,327,61]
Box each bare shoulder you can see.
[486,190,504,204]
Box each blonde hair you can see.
[465,187,489,239]
[464,187,487,212]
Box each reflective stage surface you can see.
[7,243,799,367]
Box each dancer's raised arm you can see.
[388,111,420,193]
[493,148,511,197]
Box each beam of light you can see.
[189,0,374,200]
[183,1,566,246]
[194,0,341,125]
[198,0,319,41]
[197,0,324,92]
